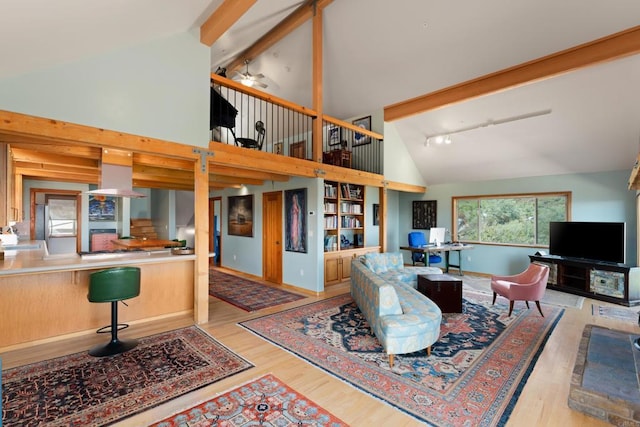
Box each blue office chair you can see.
[408,232,442,266]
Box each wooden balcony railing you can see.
[210,74,383,174]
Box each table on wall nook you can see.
[399,243,474,275]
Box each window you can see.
[453,192,570,247]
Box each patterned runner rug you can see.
[149,373,349,426]
[209,269,305,312]
[1,326,253,427]
[240,291,563,426]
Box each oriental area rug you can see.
[209,269,305,312]
[150,373,349,426]
[240,292,563,426]
[1,326,253,427]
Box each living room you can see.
[2,1,640,426]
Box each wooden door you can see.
[324,256,340,285]
[263,191,282,284]
[290,141,306,159]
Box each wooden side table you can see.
[322,149,352,168]
[417,274,463,313]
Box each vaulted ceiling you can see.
[1,0,640,188]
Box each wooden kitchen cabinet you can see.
[324,247,380,286]
[0,144,21,224]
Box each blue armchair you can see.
[408,232,442,266]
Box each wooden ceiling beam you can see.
[0,110,199,160]
[11,148,99,169]
[209,164,290,181]
[134,153,194,171]
[200,0,256,46]
[8,141,101,158]
[385,25,640,121]
[15,167,97,184]
[225,0,334,74]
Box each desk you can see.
[399,244,474,275]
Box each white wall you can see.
[0,31,210,147]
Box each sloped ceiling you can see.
[1,0,640,186]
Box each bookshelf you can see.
[323,180,364,252]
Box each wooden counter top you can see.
[112,238,182,249]
[0,240,194,277]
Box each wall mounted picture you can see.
[412,200,437,229]
[373,203,380,226]
[285,188,307,253]
[328,123,341,146]
[352,115,371,146]
[228,195,253,237]
[89,195,117,221]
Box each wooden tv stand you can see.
[529,255,640,306]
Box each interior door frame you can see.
[208,196,222,266]
[30,188,82,253]
[262,191,283,284]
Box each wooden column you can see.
[379,186,387,252]
[194,152,210,324]
[311,2,324,163]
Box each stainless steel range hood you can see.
[87,148,146,198]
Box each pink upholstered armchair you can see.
[490,263,550,317]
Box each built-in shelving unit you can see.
[323,180,364,252]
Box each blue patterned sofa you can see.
[350,252,443,367]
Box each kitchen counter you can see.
[0,240,196,350]
[111,238,183,249]
[0,240,195,276]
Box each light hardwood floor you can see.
[2,270,635,426]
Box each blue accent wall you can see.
[399,170,637,275]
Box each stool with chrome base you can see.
[87,266,141,357]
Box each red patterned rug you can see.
[150,373,348,426]
[209,269,305,312]
[240,292,563,426]
[1,326,253,427]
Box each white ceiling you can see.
[1,0,639,186]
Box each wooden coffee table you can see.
[417,274,463,313]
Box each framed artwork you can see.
[373,203,380,226]
[328,124,342,146]
[412,200,437,229]
[285,188,307,253]
[274,142,283,155]
[88,195,117,221]
[228,195,253,237]
[352,115,371,146]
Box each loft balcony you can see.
[210,74,383,175]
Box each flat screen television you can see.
[548,221,626,264]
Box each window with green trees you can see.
[453,192,570,246]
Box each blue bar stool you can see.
[87,266,141,357]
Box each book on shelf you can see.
[324,183,337,198]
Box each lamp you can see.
[424,109,552,148]
[240,77,254,88]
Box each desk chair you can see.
[408,232,442,266]
[87,266,141,357]
[231,120,266,150]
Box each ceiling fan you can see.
[234,59,267,89]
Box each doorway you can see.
[262,191,282,284]
[30,189,81,255]
[209,197,221,266]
